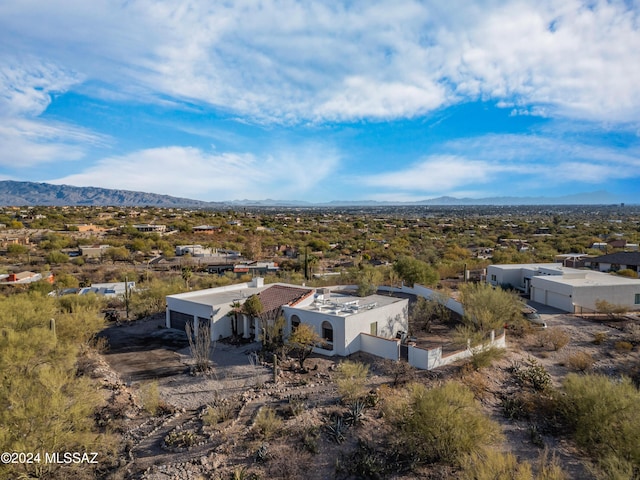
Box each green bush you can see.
[538,327,570,351]
[512,358,552,392]
[384,381,502,466]
[470,347,505,370]
[253,406,282,440]
[335,360,369,403]
[565,351,594,372]
[560,374,640,468]
[139,380,160,415]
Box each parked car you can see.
[522,308,547,328]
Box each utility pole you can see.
[124,276,130,321]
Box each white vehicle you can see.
[523,308,547,328]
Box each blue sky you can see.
[1,0,639,203]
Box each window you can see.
[291,314,301,331]
[635,293,640,305]
[490,274,497,282]
[322,321,333,343]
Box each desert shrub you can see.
[511,358,552,392]
[560,374,640,468]
[591,455,636,480]
[335,360,369,403]
[253,406,282,440]
[614,341,633,353]
[565,351,594,372]
[501,393,535,421]
[300,426,320,454]
[470,347,505,370]
[267,443,311,480]
[538,327,570,351]
[625,322,640,344]
[203,398,236,425]
[139,379,160,415]
[536,449,567,480]
[595,299,627,319]
[163,429,198,450]
[285,394,307,418]
[459,449,533,480]
[592,331,608,345]
[337,441,393,479]
[378,358,414,386]
[616,269,638,279]
[461,370,490,401]
[383,381,502,466]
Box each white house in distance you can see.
[487,263,640,312]
[165,278,409,358]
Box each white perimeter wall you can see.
[360,333,400,360]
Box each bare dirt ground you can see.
[95,310,640,480]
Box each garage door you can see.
[169,310,193,332]
[546,291,573,312]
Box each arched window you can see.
[291,314,301,331]
[321,321,333,343]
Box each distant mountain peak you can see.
[0,180,625,207]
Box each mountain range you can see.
[0,181,625,208]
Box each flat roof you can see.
[534,271,640,287]
[168,285,266,307]
[292,290,404,317]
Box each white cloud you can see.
[3,1,638,123]
[49,144,341,201]
[0,58,106,166]
[361,155,494,193]
[357,132,640,196]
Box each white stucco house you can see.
[487,263,640,312]
[165,279,409,358]
[281,287,408,357]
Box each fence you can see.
[407,329,506,370]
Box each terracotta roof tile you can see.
[256,285,314,319]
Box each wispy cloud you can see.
[49,143,341,201]
[2,1,638,124]
[0,59,106,166]
[358,133,640,197]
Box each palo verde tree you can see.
[393,256,439,287]
[288,322,321,371]
[459,282,524,334]
[382,381,502,467]
[0,292,116,479]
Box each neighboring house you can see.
[233,261,279,276]
[57,281,135,297]
[80,244,111,258]
[487,263,640,312]
[584,252,640,273]
[0,271,53,285]
[165,278,409,358]
[192,225,220,234]
[133,224,167,233]
[65,223,107,232]
[555,253,591,268]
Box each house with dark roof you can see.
[585,252,640,273]
[165,278,315,342]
